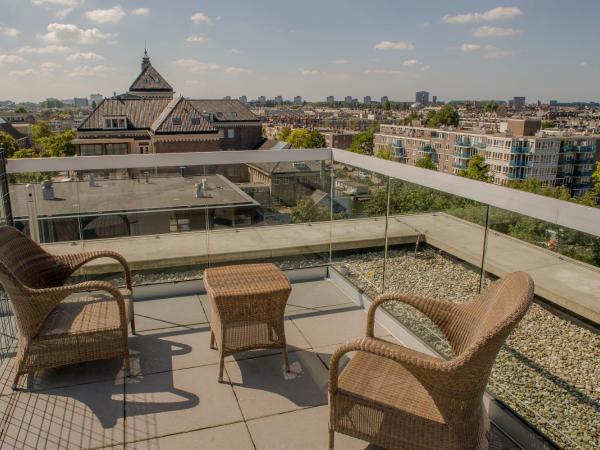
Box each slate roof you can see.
[150,97,216,134]
[189,99,258,122]
[129,63,173,92]
[78,97,171,130]
[0,118,26,140]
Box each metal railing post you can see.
[0,149,14,227]
[25,183,40,243]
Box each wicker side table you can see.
[203,263,292,381]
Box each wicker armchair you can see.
[0,226,136,390]
[328,271,534,450]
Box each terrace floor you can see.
[0,279,519,449]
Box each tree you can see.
[541,121,556,129]
[384,100,391,111]
[415,154,437,170]
[277,126,291,141]
[375,146,395,161]
[403,111,419,125]
[0,132,19,157]
[91,100,97,109]
[427,105,459,128]
[458,154,493,182]
[14,105,27,113]
[32,121,52,141]
[36,129,76,157]
[348,129,374,154]
[484,101,498,114]
[507,178,571,200]
[304,130,326,148]
[291,196,329,223]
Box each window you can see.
[229,112,238,119]
[227,129,235,138]
[191,117,200,125]
[103,117,126,129]
[80,144,103,156]
[172,117,182,126]
[105,143,128,155]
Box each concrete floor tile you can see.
[226,350,328,420]
[134,295,207,331]
[123,365,242,442]
[124,422,254,450]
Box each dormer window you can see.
[103,116,127,129]
[191,117,200,125]
[172,117,182,126]
[229,112,237,119]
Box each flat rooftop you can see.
[10,175,258,218]
[0,279,517,449]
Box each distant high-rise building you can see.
[73,97,88,108]
[415,91,429,104]
[223,96,231,100]
[326,96,335,105]
[345,96,353,105]
[258,96,266,104]
[432,95,437,105]
[549,100,558,107]
[90,93,103,107]
[380,96,389,104]
[293,96,302,105]
[274,95,283,105]
[513,97,526,109]
[239,95,248,104]
[363,96,371,105]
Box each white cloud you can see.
[301,69,319,76]
[460,43,481,52]
[0,27,20,37]
[0,54,25,64]
[38,23,117,45]
[442,6,523,24]
[173,59,220,72]
[230,48,241,54]
[374,41,414,51]
[9,68,37,77]
[224,67,251,75]
[131,8,150,16]
[55,7,73,19]
[19,44,73,54]
[185,35,204,43]
[365,68,405,75]
[483,45,513,59]
[85,6,126,24]
[40,61,61,72]
[68,64,115,77]
[403,59,420,66]
[66,51,104,62]
[332,59,351,64]
[31,0,82,6]
[191,12,211,24]
[474,26,522,37]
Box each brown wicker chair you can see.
[328,271,534,450]
[0,226,136,390]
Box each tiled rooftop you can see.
[0,279,518,449]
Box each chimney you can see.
[41,180,54,200]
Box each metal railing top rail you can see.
[5,147,600,238]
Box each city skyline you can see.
[1,0,599,102]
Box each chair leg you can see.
[12,371,21,391]
[210,330,216,349]
[130,318,136,335]
[328,429,335,450]
[218,355,225,383]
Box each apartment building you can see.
[374,119,598,195]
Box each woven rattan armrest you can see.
[366,292,458,338]
[56,251,132,290]
[328,337,450,394]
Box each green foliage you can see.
[36,129,76,157]
[384,100,391,111]
[277,126,291,141]
[506,178,571,200]
[291,196,329,223]
[415,154,437,170]
[375,146,395,160]
[484,101,499,114]
[403,111,419,125]
[541,121,556,129]
[349,129,374,154]
[427,105,459,128]
[458,154,493,182]
[285,129,325,148]
[14,106,27,113]
[12,148,37,158]
[32,121,52,141]
[0,131,19,157]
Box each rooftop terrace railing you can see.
[2,148,600,450]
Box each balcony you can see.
[511,147,530,154]
[1,149,599,450]
[508,160,533,168]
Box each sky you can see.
[0,0,599,103]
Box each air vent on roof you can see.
[172,117,182,126]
